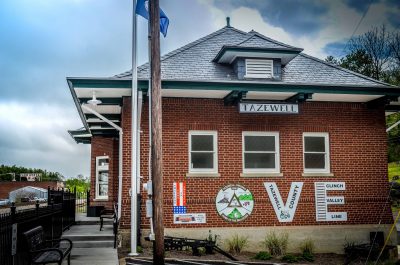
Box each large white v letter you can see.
[264,182,303,222]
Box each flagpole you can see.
[129,0,139,257]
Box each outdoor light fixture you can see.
[87,91,102,105]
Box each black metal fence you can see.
[0,188,76,265]
[75,190,90,214]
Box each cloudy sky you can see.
[0,0,399,178]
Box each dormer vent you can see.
[245,59,273,79]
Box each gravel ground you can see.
[119,248,347,265]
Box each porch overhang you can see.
[67,77,400,143]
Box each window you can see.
[189,131,218,173]
[303,133,330,173]
[245,59,273,79]
[96,156,109,199]
[242,132,280,173]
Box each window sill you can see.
[94,198,109,201]
[240,172,283,177]
[186,172,220,177]
[302,172,334,177]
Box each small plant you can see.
[253,251,272,260]
[281,253,299,263]
[137,246,143,253]
[225,234,248,254]
[264,231,289,256]
[300,238,315,261]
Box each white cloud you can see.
[0,102,90,178]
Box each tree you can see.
[339,49,374,77]
[65,176,90,193]
[390,31,400,68]
[349,25,392,80]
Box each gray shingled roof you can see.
[115,26,388,87]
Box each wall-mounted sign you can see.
[239,103,299,114]
[264,182,303,222]
[216,184,254,222]
[173,182,187,214]
[20,173,41,182]
[315,182,347,221]
[173,213,206,224]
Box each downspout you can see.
[81,104,123,219]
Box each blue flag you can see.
[136,0,169,37]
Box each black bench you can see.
[100,204,117,231]
[23,226,73,265]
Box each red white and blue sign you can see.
[173,182,187,214]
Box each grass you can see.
[225,234,248,254]
[264,231,289,257]
[388,162,400,182]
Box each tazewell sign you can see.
[239,103,299,114]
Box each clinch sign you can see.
[239,102,299,114]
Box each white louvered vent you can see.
[245,59,273,78]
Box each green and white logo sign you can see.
[215,184,254,222]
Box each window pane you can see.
[98,172,108,196]
[191,135,214,151]
[191,152,214,169]
[304,153,325,169]
[304,136,325,152]
[244,153,275,169]
[245,136,275,151]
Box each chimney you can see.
[226,17,231,27]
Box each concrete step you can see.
[62,248,118,265]
[72,240,115,248]
[75,220,113,225]
[63,234,114,241]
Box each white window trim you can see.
[95,156,109,200]
[188,131,218,174]
[244,59,273,79]
[303,132,331,174]
[242,131,280,174]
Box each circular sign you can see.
[215,184,254,222]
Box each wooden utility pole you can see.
[149,0,164,264]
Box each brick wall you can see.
[90,136,119,209]
[119,98,392,229]
[0,181,60,199]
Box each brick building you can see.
[67,24,400,253]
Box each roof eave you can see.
[213,46,303,63]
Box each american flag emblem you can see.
[173,206,187,214]
[173,182,186,213]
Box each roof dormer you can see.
[213,32,302,80]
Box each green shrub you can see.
[253,251,272,260]
[300,238,315,261]
[137,246,143,253]
[301,251,314,262]
[264,231,289,256]
[225,234,248,254]
[281,254,299,263]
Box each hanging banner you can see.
[173,182,187,214]
[215,184,254,222]
[239,102,299,114]
[315,182,347,221]
[264,182,303,222]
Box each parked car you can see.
[0,199,10,206]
